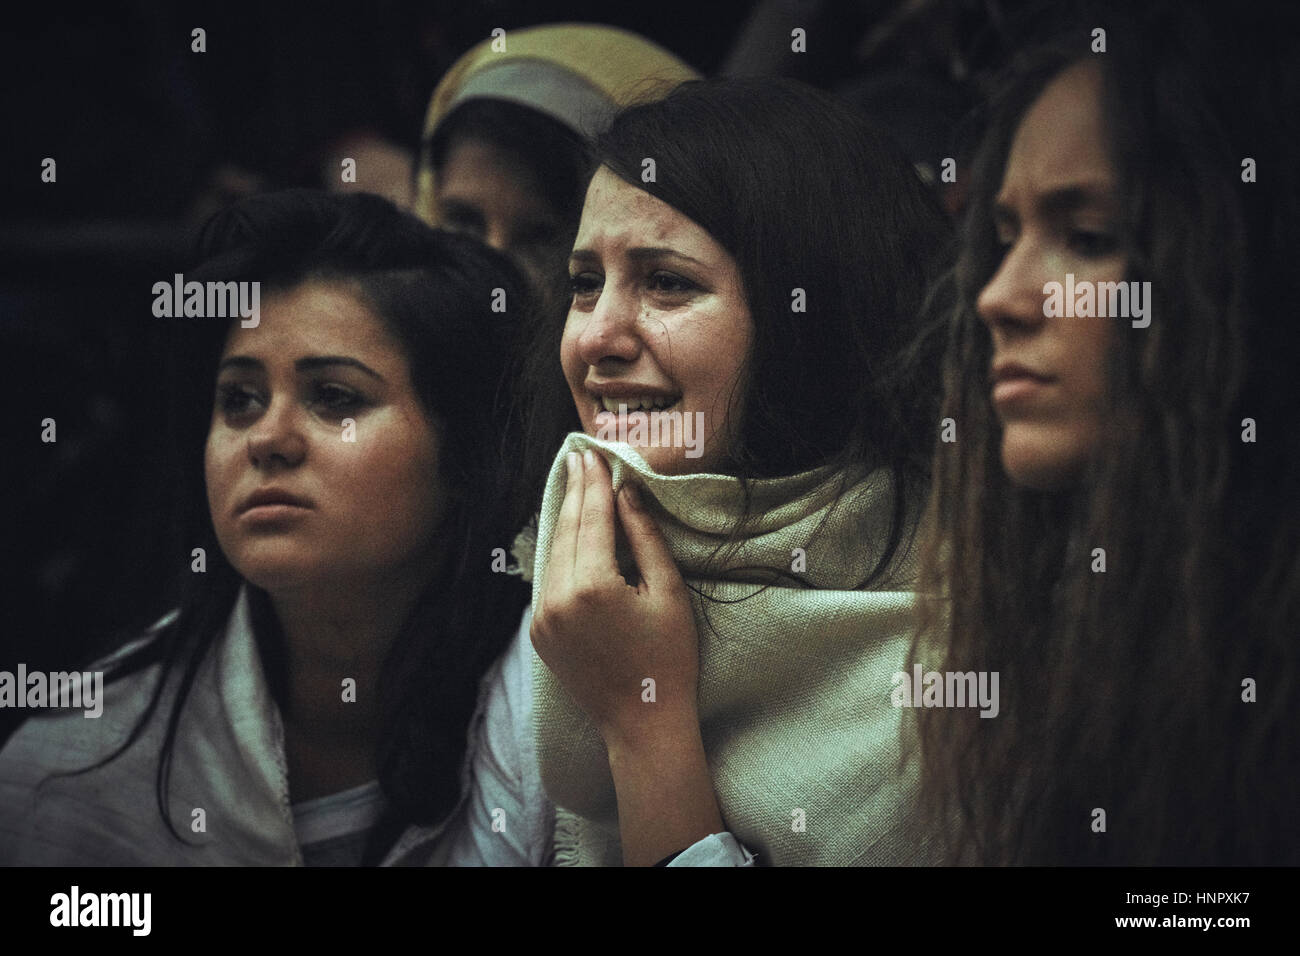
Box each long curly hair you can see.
[912,4,1300,865]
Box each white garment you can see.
[0,587,539,866]
[293,780,387,867]
[413,606,554,865]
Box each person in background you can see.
[414,23,698,291]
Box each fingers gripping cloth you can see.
[527,432,937,866]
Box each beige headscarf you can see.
[414,23,699,225]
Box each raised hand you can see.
[530,447,725,865]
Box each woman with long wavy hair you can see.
[912,4,1300,865]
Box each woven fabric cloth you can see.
[529,432,934,866]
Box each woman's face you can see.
[437,135,568,280]
[562,165,752,475]
[205,282,445,594]
[977,60,1122,490]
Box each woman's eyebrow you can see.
[625,247,705,266]
[1035,183,1117,218]
[568,247,706,266]
[216,356,262,373]
[1040,185,1112,217]
[295,356,385,381]
[217,355,385,382]
[994,181,1116,220]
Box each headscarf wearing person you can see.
[414,23,700,226]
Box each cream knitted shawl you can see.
[528,433,934,866]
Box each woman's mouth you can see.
[990,361,1054,408]
[594,394,682,415]
[237,487,314,524]
[593,397,684,432]
[240,503,311,524]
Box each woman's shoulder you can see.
[0,638,174,864]
[0,594,296,865]
[1,611,179,765]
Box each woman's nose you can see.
[575,280,641,368]
[245,396,307,469]
[977,236,1047,333]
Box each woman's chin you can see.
[230,556,332,595]
[1000,426,1090,491]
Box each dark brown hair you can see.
[517,77,953,595]
[57,190,534,862]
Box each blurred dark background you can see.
[0,0,1040,712]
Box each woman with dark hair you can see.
[0,190,544,865]
[450,76,952,865]
[414,23,698,287]
[912,4,1300,865]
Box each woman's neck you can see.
[267,565,435,802]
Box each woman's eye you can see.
[1069,230,1119,258]
[439,203,486,240]
[216,383,261,416]
[312,383,362,411]
[649,272,694,294]
[569,273,602,297]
